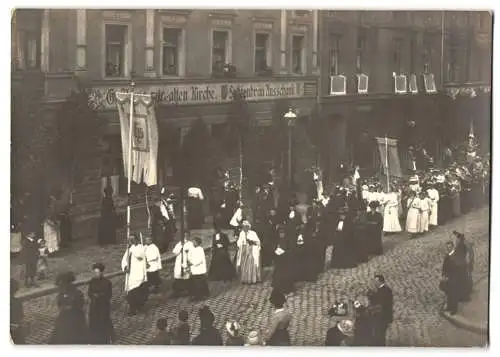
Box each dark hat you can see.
[269,289,286,307]
[198,306,215,323]
[452,230,465,239]
[368,201,379,209]
[92,263,105,272]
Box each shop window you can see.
[105,24,128,78]
[15,30,39,70]
[254,33,271,72]
[162,27,182,76]
[291,35,305,75]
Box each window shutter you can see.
[409,74,418,94]
[423,73,437,93]
[330,75,346,96]
[394,74,407,94]
[357,73,369,94]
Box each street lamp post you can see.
[284,109,297,190]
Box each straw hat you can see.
[337,319,355,337]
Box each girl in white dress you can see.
[405,191,420,237]
[418,191,430,234]
[426,183,440,228]
[382,188,402,233]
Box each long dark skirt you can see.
[190,274,209,300]
[331,231,357,269]
[209,249,235,281]
[271,253,294,294]
[88,302,115,344]
[126,284,149,313]
[267,328,291,346]
[172,278,191,295]
[50,310,89,344]
[187,199,204,229]
[294,245,308,282]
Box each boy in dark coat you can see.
[192,306,223,345]
[150,318,173,345]
[22,232,39,287]
[170,310,190,345]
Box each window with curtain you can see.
[330,35,340,75]
[291,35,304,74]
[212,30,228,72]
[254,33,270,72]
[162,28,181,75]
[105,24,127,77]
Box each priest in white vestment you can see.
[121,235,148,315]
[144,236,162,293]
[171,236,194,297]
[236,221,262,284]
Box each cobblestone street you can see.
[20,208,489,346]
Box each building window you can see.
[447,46,459,82]
[330,35,340,75]
[291,35,305,75]
[105,24,128,77]
[356,29,366,73]
[254,33,270,72]
[409,36,416,73]
[423,37,432,73]
[162,28,181,76]
[15,30,39,70]
[212,30,229,73]
[393,38,403,73]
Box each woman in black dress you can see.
[10,279,25,344]
[330,205,357,269]
[208,226,235,282]
[88,263,115,344]
[271,227,295,295]
[49,272,89,344]
[294,225,308,282]
[97,185,117,246]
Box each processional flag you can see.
[375,137,403,178]
[116,92,159,187]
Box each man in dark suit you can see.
[369,274,393,346]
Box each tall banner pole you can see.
[385,135,390,193]
[126,88,135,240]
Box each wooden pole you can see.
[126,87,135,240]
[385,135,390,193]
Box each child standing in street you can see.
[37,239,49,280]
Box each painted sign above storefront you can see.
[87,80,317,110]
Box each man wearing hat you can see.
[265,290,291,346]
[192,306,223,345]
[88,263,115,344]
[22,232,39,287]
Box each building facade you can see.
[11,9,492,238]
[316,10,492,181]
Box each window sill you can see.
[160,74,184,79]
[102,76,132,81]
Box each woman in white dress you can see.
[236,220,261,284]
[426,183,440,228]
[43,217,60,255]
[418,191,430,234]
[405,191,420,238]
[382,187,402,233]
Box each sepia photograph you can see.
[10,6,492,347]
